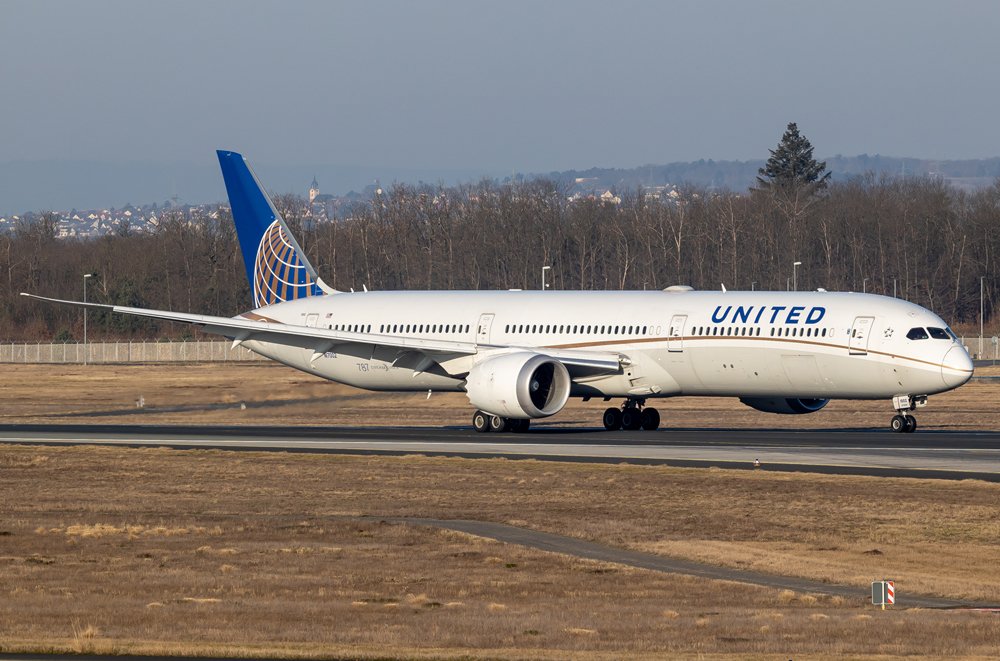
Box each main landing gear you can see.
[472,410,530,433]
[889,394,927,433]
[603,399,660,431]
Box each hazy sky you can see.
[2,0,999,210]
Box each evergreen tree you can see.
[756,122,831,192]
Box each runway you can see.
[3,423,1000,481]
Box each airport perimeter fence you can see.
[0,340,266,364]
[0,337,996,365]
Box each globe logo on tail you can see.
[253,220,317,308]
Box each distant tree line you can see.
[1,172,997,342]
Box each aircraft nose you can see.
[941,345,974,388]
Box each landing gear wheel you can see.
[509,418,530,433]
[890,414,906,433]
[602,407,623,431]
[473,410,490,433]
[640,407,660,431]
[621,408,643,430]
[488,414,508,433]
[904,416,917,433]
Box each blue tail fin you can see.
[217,150,331,308]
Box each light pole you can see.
[981,276,986,358]
[863,277,868,294]
[751,281,757,291]
[893,278,897,298]
[83,273,96,365]
[541,265,551,291]
[792,261,802,291]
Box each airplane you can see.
[23,150,974,434]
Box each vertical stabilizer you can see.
[217,150,333,308]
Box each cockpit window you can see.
[906,327,929,340]
[927,327,950,340]
[946,327,960,342]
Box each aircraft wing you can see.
[20,293,623,375]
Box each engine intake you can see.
[465,352,571,419]
[739,397,829,415]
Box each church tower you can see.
[308,176,320,204]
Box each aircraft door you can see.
[667,314,687,352]
[476,313,495,345]
[849,316,874,355]
[305,313,319,328]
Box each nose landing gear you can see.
[889,394,927,433]
[603,399,660,431]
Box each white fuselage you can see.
[240,290,973,401]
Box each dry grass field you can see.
[2,363,1000,659]
[1,362,999,429]
[2,444,1000,659]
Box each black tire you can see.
[890,414,906,433]
[622,408,643,430]
[473,410,490,433]
[904,416,917,433]
[602,407,622,431]
[488,415,508,433]
[641,407,660,431]
[509,418,530,433]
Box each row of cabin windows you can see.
[329,323,372,333]
[328,323,472,334]
[691,326,831,338]
[504,324,648,335]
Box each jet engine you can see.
[739,397,829,415]
[465,352,571,419]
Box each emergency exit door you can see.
[849,316,874,355]
[667,315,687,352]
[476,313,495,345]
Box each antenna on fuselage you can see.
[721,283,728,293]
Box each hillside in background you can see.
[538,155,1000,194]
[4,155,1000,217]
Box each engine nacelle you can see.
[465,352,571,419]
[739,397,830,415]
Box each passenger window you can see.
[927,327,950,340]
[906,327,929,340]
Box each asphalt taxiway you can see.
[2,423,1000,481]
